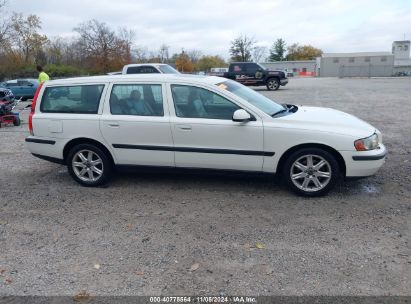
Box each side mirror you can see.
[232,109,252,122]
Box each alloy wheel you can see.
[290,154,332,192]
[72,149,104,182]
[268,79,279,90]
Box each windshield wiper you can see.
[271,105,288,117]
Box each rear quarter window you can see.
[40,84,105,114]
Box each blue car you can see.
[0,79,39,100]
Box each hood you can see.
[266,70,284,75]
[275,106,375,138]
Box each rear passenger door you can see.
[245,63,260,84]
[100,82,174,167]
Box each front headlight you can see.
[354,133,379,151]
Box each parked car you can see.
[106,71,122,75]
[0,79,39,100]
[122,63,179,75]
[223,62,288,90]
[25,74,386,196]
[209,67,229,76]
[0,87,15,102]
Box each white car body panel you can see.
[26,74,386,181]
[99,82,174,167]
[164,80,265,171]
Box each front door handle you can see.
[108,122,120,127]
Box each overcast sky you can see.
[6,0,411,59]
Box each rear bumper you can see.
[340,144,387,177]
[25,136,65,162]
[31,153,64,164]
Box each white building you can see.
[392,40,411,74]
[318,52,394,77]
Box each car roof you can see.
[43,74,226,86]
[123,63,170,67]
[6,78,37,82]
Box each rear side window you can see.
[246,64,257,73]
[40,85,105,114]
[126,66,159,74]
[110,84,164,116]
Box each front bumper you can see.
[280,78,288,86]
[340,144,387,177]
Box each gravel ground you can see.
[0,77,410,296]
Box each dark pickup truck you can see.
[223,62,288,90]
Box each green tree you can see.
[196,55,226,72]
[269,38,286,61]
[229,34,255,62]
[287,43,323,60]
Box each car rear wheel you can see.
[282,148,340,196]
[266,78,280,90]
[67,143,112,187]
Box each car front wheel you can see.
[266,78,280,90]
[282,148,340,196]
[67,143,112,187]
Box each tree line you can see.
[230,35,323,62]
[0,1,322,80]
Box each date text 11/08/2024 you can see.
[149,296,257,303]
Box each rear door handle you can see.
[108,122,120,127]
[177,124,192,131]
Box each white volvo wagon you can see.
[25,74,386,196]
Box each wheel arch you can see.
[276,143,346,177]
[266,76,280,82]
[63,137,115,166]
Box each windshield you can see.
[158,65,179,74]
[215,80,285,116]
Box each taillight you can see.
[29,82,44,136]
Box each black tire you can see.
[266,78,280,91]
[13,116,21,126]
[66,143,112,187]
[281,147,341,197]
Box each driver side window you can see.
[171,85,240,120]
